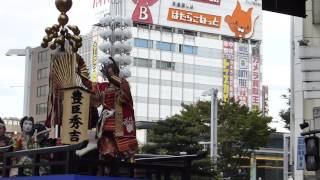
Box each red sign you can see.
[251,56,260,107]
[93,0,109,8]
[167,8,221,28]
[191,0,221,5]
[132,0,159,24]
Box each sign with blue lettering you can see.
[297,137,306,170]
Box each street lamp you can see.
[202,88,218,166]
[5,47,32,116]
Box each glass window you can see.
[36,103,47,115]
[133,58,152,68]
[180,45,198,54]
[156,60,175,70]
[197,47,222,59]
[162,27,172,33]
[37,85,48,97]
[37,68,48,80]
[238,70,248,78]
[156,41,175,51]
[184,30,196,36]
[134,38,153,48]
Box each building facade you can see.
[26,0,265,143]
[291,0,320,179]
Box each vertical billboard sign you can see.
[237,43,249,106]
[251,45,260,109]
[91,30,98,82]
[93,0,111,20]
[262,86,269,115]
[296,137,305,170]
[223,41,235,101]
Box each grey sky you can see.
[0,1,291,131]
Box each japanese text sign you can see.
[167,8,221,28]
[61,87,90,145]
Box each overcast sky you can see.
[0,1,291,131]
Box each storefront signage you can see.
[167,8,221,28]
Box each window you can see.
[134,38,153,48]
[36,103,47,115]
[313,0,320,24]
[184,30,196,36]
[180,45,198,54]
[37,68,48,80]
[134,58,153,68]
[162,27,172,33]
[37,85,48,97]
[238,70,248,78]
[156,60,175,70]
[38,50,48,63]
[156,42,175,51]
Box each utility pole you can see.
[211,88,218,166]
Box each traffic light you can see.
[305,136,320,171]
[262,0,306,18]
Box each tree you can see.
[217,100,274,179]
[142,99,274,178]
[279,89,290,129]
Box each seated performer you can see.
[12,116,36,176]
[0,118,12,147]
[78,57,138,174]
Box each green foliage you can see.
[279,89,290,129]
[217,99,274,178]
[142,99,275,177]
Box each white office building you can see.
[86,0,265,142]
[291,0,320,179]
[26,0,265,143]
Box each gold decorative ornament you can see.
[41,0,82,52]
[55,0,73,13]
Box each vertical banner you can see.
[296,137,305,170]
[237,43,249,106]
[251,45,261,109]
[91,30,98,82]
[61,87,90,144]
[223,59,230,102]
[262,86,269,115]
[223,41,235,102]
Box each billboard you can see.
[237,43,249,106]
[126,0,262,40]
[251,44,260,109]
[93,0,111,19]
[223,41,235,101]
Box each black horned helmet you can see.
[100,56,120,77]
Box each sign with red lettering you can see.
[251,45,260,109]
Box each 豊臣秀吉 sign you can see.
[61,87,90,145]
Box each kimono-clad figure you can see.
[78,57,138,161]
[11,116,37,176]
[14,116,36,151]
[0,118,12,147]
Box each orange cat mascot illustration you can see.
[225,1,259,38]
